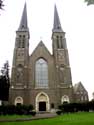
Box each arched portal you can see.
[35,92,50,112]
[14,96,23,105]
[61,95,70,104]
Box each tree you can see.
[0,0,4,10]
[85,0,94,5]
[0,61,10,101]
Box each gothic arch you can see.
[61,95,70,104]
[35,58,48,88]
[35,92,50,112]
[35,57,48,63]
[14,96,23,105]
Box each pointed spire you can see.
[18,2,29,31]
[52,4,63,32]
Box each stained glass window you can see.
[35,58,48,88]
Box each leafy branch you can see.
[0,0,4,10]
[85,0,94,5]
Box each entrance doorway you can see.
[36,92,50,112]
[15,96,23,105]
[61,95,70,104]
[39,102,46,111]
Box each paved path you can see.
[0,113,57,122]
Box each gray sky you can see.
[0,0,94,100]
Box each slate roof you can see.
[18,2,29,31]
[52,4,63,32]
[74,81,88,93]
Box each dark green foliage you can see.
[0,0,4,10]
[28,111,36,116]
[14,104,34,115]
[56,110,62,115]
[0,61,10,101]
[0,76,10,101]
[58,101,94,113]
[0,104,35,116]
[88,100,94,111]
[85,0,94,5]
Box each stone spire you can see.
[52,4,63,32]
[18,2,29,31]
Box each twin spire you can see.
[18,3,63,32]
[52,5,63,32]
[18,2,29,31]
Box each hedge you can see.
[0,104,36,116]
[58,101,94,114]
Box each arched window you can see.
[59,66,64,83]
[18,40,21,48]
[56,36,59,48]
[61,95,70,104]
[15,96,23,105]
[35,58,48,88]
[22,39,25,48]
[60,36,63,48]
[18,35,22,48]
[17,35,25,48]
[22,35,25,48]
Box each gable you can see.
[30,41,53,61]
[74,82,88,93]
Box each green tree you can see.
[0,0,4,10]
[85,0,94,5]
[0,61,10,101]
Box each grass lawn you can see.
[0,112,94,125]
[0,115,32,120]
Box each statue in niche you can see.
[58,51,65,62]
[16,64,23,83]
[59,66,64,83]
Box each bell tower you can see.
[9,3,30,104]
[52,5,72,86]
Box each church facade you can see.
[9,3,88,112]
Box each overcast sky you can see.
[0,0,94,100]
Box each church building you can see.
[9,3,88,112]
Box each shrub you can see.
[30,111,36,116]
[56,110,62,115]
[0,104,35,116]
[58,102,90,113]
